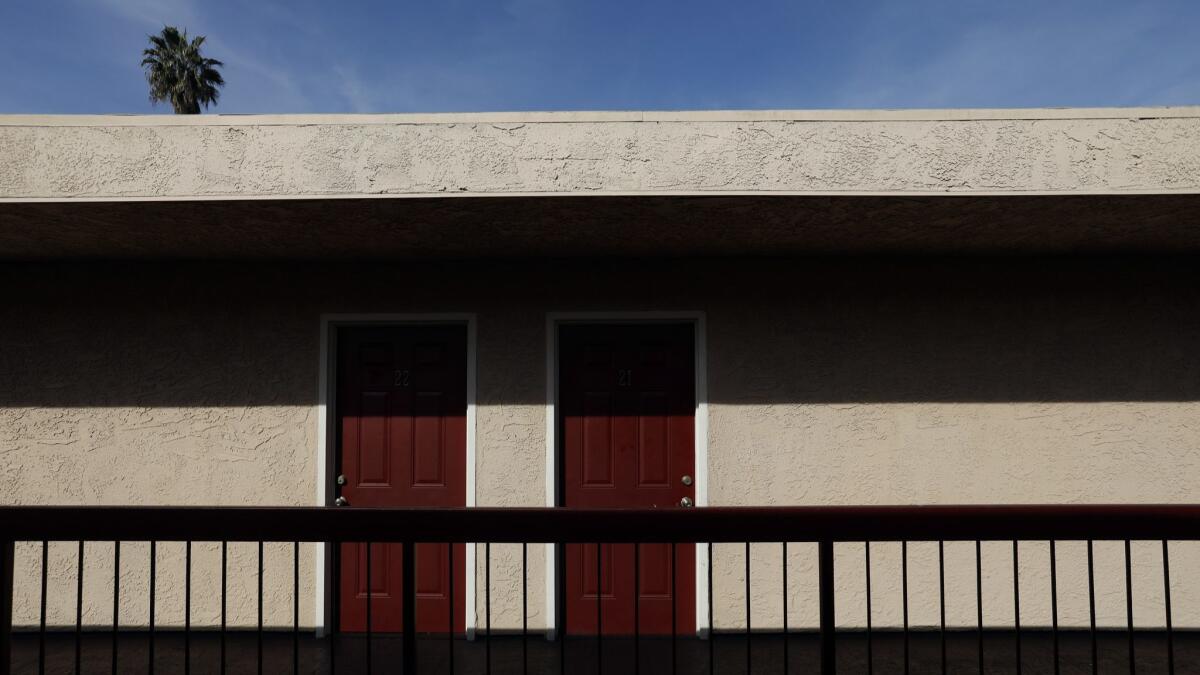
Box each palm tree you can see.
[141,26,225,114]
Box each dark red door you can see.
[560,323,696,635]
[337,325,467,634]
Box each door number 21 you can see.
[617,369,633,387]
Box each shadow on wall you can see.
[1,256,1198,408]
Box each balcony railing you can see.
[2,504,1198,675]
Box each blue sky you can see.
[1,0,1197,113]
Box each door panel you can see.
[337,325,467,633]
[560,323,696,635]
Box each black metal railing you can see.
[2,504,1198,675]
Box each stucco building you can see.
[2,108,1200,658]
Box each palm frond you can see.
[141,25,225,114]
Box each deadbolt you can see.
[337,474,346,486]
[681,475,693,486]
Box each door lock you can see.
[679,496,694,508]
[681,475,693,486]
[337,474,347,486]
[334,496,349,507]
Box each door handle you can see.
[679,496,694,508]
[334,496,349,507]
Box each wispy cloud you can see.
[333,65,373,113]
[206,37,311,111]
[829,3,1191,108]
[13,0,1200,114]
[90,0,200,30]
[329,59,528,114]
[86,0,312,111]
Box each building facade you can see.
[3,108,1200,637]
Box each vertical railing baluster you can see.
[558,542,566,675]
[902,541,909,675]
[149,540,156,675]
[1013,541,1021,675]
[366,542,373,675]
[633,543,640,675]
[330,542,337,675]
[707,542,714,675]
[447,542,454,675]
[976,540,983,675]
[112,540,120,675]
[76,541,84,675]
[221,541,227,675]
[294,541,300,675]
[818,540,835,675]
[939,541,946,675]
[1124,540,1134,675]
[1087,540,1097,675]
[258,541,264,675]
[865,542,873,675]
[744,541,751,675]
[185,542,191,675]
[39,540,47,675]
[782,542,788,675]
[522,542,529,675]
[1050,541,1059,675]
[1162,540,1174,675]
[0,538,12,675]
[485,542,492,675]
[671,542,678,675]
[402,541,416,675]
[596,543,602,675]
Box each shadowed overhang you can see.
[1,192,1199,259]
[5,108,1200,259]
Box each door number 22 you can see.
[394,369,411,387]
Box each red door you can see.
[337,325,467,634]
[560,323,696,636]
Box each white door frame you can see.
[316,313,478,635]
[543,311,710,638]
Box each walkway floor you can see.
[8,630,1196,674]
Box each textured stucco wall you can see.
[3,259,1199,632]
[3,109,1200,200]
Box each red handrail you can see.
[0,504,1198,543]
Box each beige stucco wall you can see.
[3,258,1199,632]
[3,108,1200,200]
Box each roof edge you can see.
[4,188,1200,205]
[4,106,1200,127]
